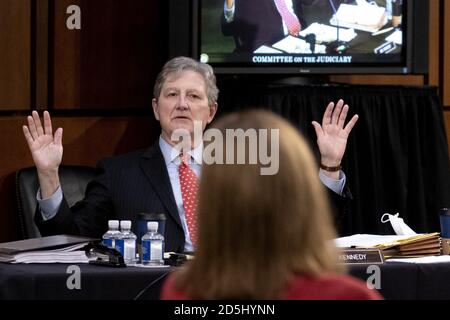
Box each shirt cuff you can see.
[37,186,63,221]
[224,1,235,22]
[319,169,346,196]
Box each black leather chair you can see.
[15,165,97,239]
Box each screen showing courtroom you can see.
[198,0,408,73]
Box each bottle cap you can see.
[108,220,119,229]
[147,221,158,232]
[120,220,132,229]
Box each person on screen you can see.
[22,56,357,253]
[161,110,381,300]
[222,0,318,52]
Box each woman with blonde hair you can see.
[161,109,381,300]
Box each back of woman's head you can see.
[178,109,342,299]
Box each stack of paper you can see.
[330,4,387,33]
[0,242,91,263]
[272,35,327,54]
[376,233,441,258]
[0,235,97,264]
[299,23,357,43]
[335,233,441,259]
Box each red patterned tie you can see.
[274,0,301,35]
[179,153,199,246]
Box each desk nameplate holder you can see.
[338,248,385,265]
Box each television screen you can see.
[194,0,413,74]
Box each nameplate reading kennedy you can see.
[338,248,384,265]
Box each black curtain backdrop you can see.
[216,82,450,235]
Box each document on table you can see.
[330,4,387,33]
[0,242,91,264]
[385,30,403,45]
[334,234,416,248]
[299,23,357,43]
[335,233,442,259]
[272,35,326,54]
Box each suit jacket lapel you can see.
[140,142,182,229]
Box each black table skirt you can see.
[1,261,450,300]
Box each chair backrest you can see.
[15,165,97,239]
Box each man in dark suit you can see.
[222,0,318,52]
[22,56,358,253]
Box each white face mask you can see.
[381,213,417,236]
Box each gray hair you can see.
[153,56,219,105]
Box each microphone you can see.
[305,34,316,53]
[328,0,338,15]
[327,0,347,53]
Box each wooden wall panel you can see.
[328,75,424,86]
[428,0,440,87]
[444,0,450,106]
[0,118,33,241]
[36,0,49,109]
[52,0,166,109]
[55,116,160,166]
[52,0,82,108]
[0,116,160,242]
[0,0,30,110]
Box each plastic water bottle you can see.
[115,220,137,265]
[141,222,165,266]
[102,220,120,249]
